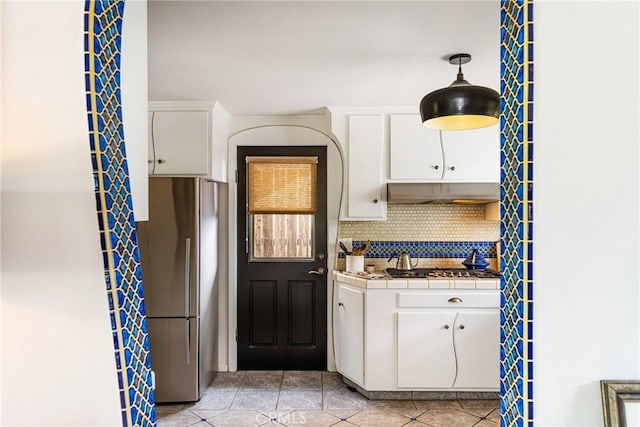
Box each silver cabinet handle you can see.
[308,267,325,275]
[338,302,344,307]
[459,325,465,330]
[185,238,191,317]
[448,297,463,303]
[434,165,440,170]
[449,166,456,171]
[157,159,166,164]
[373,198,379,203]
[444,325,450,330]
[185,319,191,365]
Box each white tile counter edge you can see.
[333,271,499,290]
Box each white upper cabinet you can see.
[389,113,499,183]
[328,107,387,221]
[151,110,209,175]
[390,114,442,180]
[347,115,386,219]
[441,126,500,182]
[148,102,230,182]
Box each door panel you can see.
[288,280,316,347]
[238,146,327,370]
[248,280,278,347]
[147,318,199,402]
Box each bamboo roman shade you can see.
[247,156,318,214]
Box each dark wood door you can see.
[237,146,327,370]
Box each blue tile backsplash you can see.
[338,240,497,259]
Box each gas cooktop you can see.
[386,268,500,279]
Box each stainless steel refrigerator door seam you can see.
[185,237,191,317]
[186,318,191,365]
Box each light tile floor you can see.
[156,371,499,427]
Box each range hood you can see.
[387,182,499,204]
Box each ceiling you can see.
[147,1,500,116]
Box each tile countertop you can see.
[332,270,500,290]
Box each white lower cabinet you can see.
[397,310,500,390]
[336,283,365,386]
[453,310,501,389]
[334,280,499,391]
[397,312,456,388]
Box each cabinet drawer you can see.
[397,291,498,309]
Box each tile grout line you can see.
[227,373,243,413]
[275,371,284,415]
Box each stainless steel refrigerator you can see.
[137,177,219,403]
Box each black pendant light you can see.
[420,53,499,130]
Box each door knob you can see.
[308,267,325,275]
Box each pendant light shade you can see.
[420,53,499,131]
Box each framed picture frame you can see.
[601,380,640,427]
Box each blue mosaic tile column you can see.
[83,1,155,425]
[500,1,534,426]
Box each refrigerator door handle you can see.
[185,318,191,365]
[185,237,191,316]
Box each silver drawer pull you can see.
[448,297,463,303]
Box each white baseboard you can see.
[216,364,229,372]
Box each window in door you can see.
[246,156,318,261]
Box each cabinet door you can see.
[453,310,500,389]
[389,114,442,180]
[347,115,385,219]
[440,126,500,182]
[151,111,209,175]
[397,311,456,388]
[337,283,364,386]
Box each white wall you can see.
[224,115,342,372]
[121,0,149,221]
[535,2,639,425]
[1,1,122,425]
